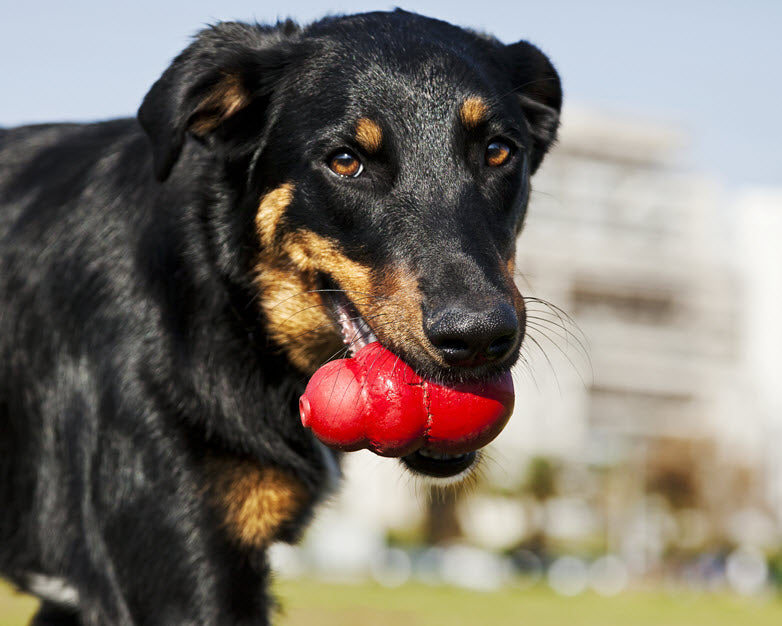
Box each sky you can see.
[1,0,780,190]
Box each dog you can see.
[0,10,561,624]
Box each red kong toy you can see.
[299,342,514,457]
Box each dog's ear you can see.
[499,41,562,173]
[138,21,300,181]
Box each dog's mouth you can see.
[319,277,378,357]
[314,275,508,479]
[400,449,478,478]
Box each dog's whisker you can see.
[525,323,592,389]
[307,313,392,369]
[515,348,543,392]
[291,313,390,354]
[525,323,591,379]
[525,313,583,339]
[513,269,536,293]
[524,298,592,367]
[275,301,376,330]
[522,332,562,395]
[528,188,558,201]
[525,316,592,365]
[524,296,587,337]
[272,288,390,324]
[265,288,382,314]
[524,295,590,346]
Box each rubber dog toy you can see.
[299,342,514,457]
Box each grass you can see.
[273,578,782,626]
[3,578,782,625]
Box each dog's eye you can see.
[485,140,512,167]
[328,151,364,178]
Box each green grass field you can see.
[3,578,782,625]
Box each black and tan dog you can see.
[0,10,560,625]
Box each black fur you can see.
[0,11,560,624]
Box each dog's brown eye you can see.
[328,151,364,178]
[485,140,512,167]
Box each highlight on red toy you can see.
[298,342,514,458]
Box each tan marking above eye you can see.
[329,152,363,177]
[460,97,489,130]
[355,118,383,153]
[486,140,512,167]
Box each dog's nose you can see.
[424,301,519,367]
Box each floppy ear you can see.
[499,41,562,173]
[138,21,300,181]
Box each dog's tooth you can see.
[333,293,376,353]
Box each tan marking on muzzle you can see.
[368,265,441,365]
[280,231,377,366]
[208,459,307,549]
[254,186,377,373]
[501,253,526,334]
[255,266,341,373]
[355,118,383,153]
[254,183,337,372]
[459,97,489,130]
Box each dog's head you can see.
[139,11,561,478]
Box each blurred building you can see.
[737,188,782,523]
[499,106,774,567]
[510,106,740,462]
[285,106,782,585]
[502,107,729,452]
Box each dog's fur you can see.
[0,11,560,624]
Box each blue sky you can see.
[2,0,780,190]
